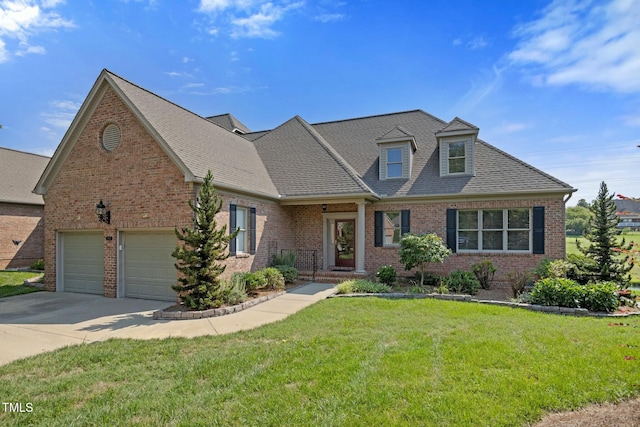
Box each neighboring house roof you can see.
[35,70,279,199]
[0,147,49,205]
[614,200,640,214]
[35,69,575,202]
[205,113,251,134]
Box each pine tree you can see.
[576,181,633,286]
[172,170,239,310]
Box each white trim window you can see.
[384,212,402,246]
[458,209,531,252]
[235,207,248,253]
[386,147,403,179]
[448,141,466,173]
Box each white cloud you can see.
[467,36,488,50]
[454,65,504,115]
[492,122,531,134]
[622,113,640,127]
[197,0,303,39]
[0,0,74,62]
[314,13,344,23]
[40,98,79,129]
[509,0,640,93]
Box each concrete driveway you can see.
[0,283,336,366]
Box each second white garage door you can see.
[62,232,104,295]
[123,231,177,301]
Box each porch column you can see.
[356,202,366,273]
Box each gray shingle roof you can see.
[0,147,49,205]
[253,116,374,197]
[436,117,479,135]
[205,113,251,134]
[105,71,279,198]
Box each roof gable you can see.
[206,113,251,134]
[0,147,49,205]
[35,70,278,199]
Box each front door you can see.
[335,219,355,269]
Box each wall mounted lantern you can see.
[96,199,110,224]
[321,204,327,212]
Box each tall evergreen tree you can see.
[576,181,633,285]
[172,170,238,310]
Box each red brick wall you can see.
[0,203,44,269]
[43,86,294,296]
[366,197,566,289]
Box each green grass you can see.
[1,298,640,426]
[0,271,43,298]
[566,232,640,282]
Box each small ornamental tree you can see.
[399,233,452,286]
[172,170,238,310]
[576,181,633,286]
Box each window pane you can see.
[508,209,529,229]
[236,208,247,252]
[387,163,402,178]
[449,158,465,173]
[458,231,478,250]
[236,230,246,252]
[458,211,478,229]
[482,210,503,229]
[384,212,401,244]
[508,231,529,250]
[482,231,503,250]
[387,148,402,163]
[448,142,465,158]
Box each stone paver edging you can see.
[153,291,286,320]
[330,292,640,318]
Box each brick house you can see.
[0,147,49,269]
[34,70,575,300]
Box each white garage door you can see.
[123,232,176,301]
[62,232,104,295]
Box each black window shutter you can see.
[401,210,410,235]
[249,207,256,255]
[446,208,457,253]
[229,204,237,256]
[532,206,545,254]
[374,211,383,247]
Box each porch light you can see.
[96,199,110,224]
[322,204,327,212]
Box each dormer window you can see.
[436,117,479,177]
[386,148,403,178]
[448,140,467,174]
[376,126,417,181]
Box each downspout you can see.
[563,192,573,204]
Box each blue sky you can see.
[1,0,639,205]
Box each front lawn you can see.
[0,271,43,298]
[1,298,639,426]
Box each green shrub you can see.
[506,270,534,298]
[566,253,598,285]
[581,281,619,313]
[219,275,247,306]
[273,265,298,284]
[444,270,480,295]
[271,251,296,267]
[336,281,354,294]
[529,278,620,312]
[471,260,496,289]
[239,272,266,292]
[376,265,397,286]
[30,259,44,270]
[414,271,441,286]
[533,257,553,279]
[337,279,391,294]
[257,267,285,290]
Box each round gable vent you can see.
[102,124,121,152]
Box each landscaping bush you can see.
[271,251,296,267]
[218,274,247,306]
[30,259,44,270]
[581,281,619,313]
[273,265,298,284]
[258,267,285,290]
[336,279,391,294]
[566,253,598,285]
[444,270,480,295]
[238,272,266,292]
[414,271,441,286]
[529,278,620,312]
[506,270,534,298]
[376,265,397,286]
[471,260,496,289]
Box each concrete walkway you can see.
[0,283,336,366]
